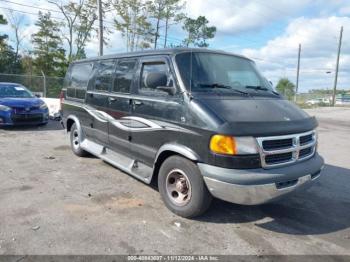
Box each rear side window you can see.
[68,62,93,99]
[94,59,116,91]
[113,59,137,93]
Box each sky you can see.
[0,0,349,92]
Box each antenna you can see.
[189,49,193,95]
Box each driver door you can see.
[128,56,184,167]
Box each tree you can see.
[163,0,185,48]
[182,16,216,48]
[0,13,20,74]
[276,78,296,100]
[32,12,67,77]
[74,0,98,60]
[147,0,166,49]
[49,0,98,62]
[111,0,154,52]
[6,11,26,72]
[0,14,8,51]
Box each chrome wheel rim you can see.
[72,129,80,150]
[165,169,192,206]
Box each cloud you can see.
[241,16,350,91]
[85,30,126,57]
[339,5,350,16]
[185,0,312,34]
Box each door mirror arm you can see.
[156,86,176,96]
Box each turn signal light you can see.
[210,135,237,155]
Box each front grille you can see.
[300,134,313,145]
[11,113,43,123]
[265,152,293,164]
[13,107,39,113]
[299,147,313,158]
[257,130,316,168]
[262,138,293,150]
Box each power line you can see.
[0,0,282,47]
[1,0,286,48]
[0,0,61,13]
[0,5,185,49]
[0,5,66,21]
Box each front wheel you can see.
[70,123,89,157]
[158,156,212,218]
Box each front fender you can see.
[155,143,201,163]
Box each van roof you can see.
[74,48,252,64]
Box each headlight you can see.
[210,135,258,155]
[40,103,48,109]
[0,105,11,111]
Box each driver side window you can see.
[140,62,173,95]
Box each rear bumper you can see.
[199,153,324,205]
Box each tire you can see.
[70,123,89,157]
[158,156,212,218]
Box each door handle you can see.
[108,97,117,103]
[133,100,143,106]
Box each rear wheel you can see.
[158,156,212,218]
[70,123,88,157]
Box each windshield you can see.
[175,52,273,94]
[0,84,34,98]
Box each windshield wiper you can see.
[245,86,280,96]
[197,83,249,96]
[245,85,269,91]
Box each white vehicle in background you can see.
[40,97,61,120]
[306,98,331,106]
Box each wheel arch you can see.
[66,115,81,132]
[151,144,201,185]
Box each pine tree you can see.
[0,14,22,73]
[112,0,154,52]
[32,12,67,77]
[183,16,216,48]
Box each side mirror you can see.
[145,72,175,94]
[95,79,102,88]
[156,86,176,95]
[35,94,41,98]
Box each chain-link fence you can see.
[0,73,64,98]
[294,93,350,108]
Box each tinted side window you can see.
[113,59,137,93]
[68,62,93,99]
[140,63,170,93]
[94,59,116,91]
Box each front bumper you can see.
[0,111,49,126]
[199,153,324,205]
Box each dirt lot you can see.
[0,107,350,255]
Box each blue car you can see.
[0,82,49,126]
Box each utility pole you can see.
[97,0,103,56]
[294,43,301,103]
[332,26,343,106]
[41,70,46,98]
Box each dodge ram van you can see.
[61,48,324,218]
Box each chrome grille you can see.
[256,130,317,168]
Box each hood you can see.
[0,97,44,108]
[195,96,318,136]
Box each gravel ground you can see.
[0,107,349,255]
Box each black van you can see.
[61,48,324,218]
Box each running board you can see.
[80,139,153,184]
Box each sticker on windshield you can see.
[14,86,25,91]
